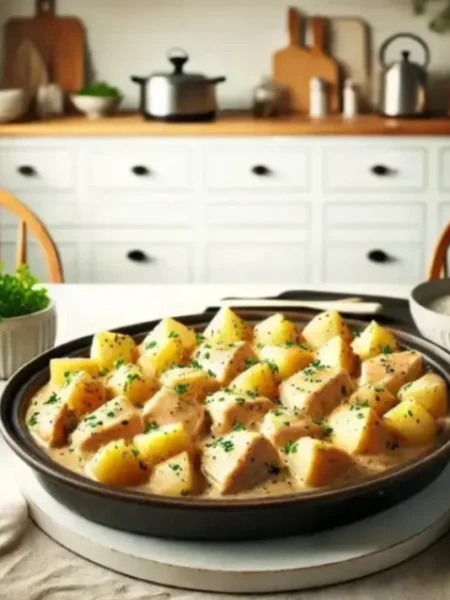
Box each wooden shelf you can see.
[1,112,450,137]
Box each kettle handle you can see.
[379,33,430,69]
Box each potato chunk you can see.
[106,363,158,406]
[360,350,423,394]
[258,345,314,381]
[301,310,353,350]
[286,437,354,487]
[254,313,297,346]
[160,367,219,402]
[141,387,205,438]
[383,398,437,445]
[201,431,281,495]
[352,321,398,361]
[329,405,393,455]
[148,451,196,497]
[50,357,100,388]
[141,317,196,353]
[193,341,257,386]
[134,423,191,467]
[316,336,356,374]
[260,407,322,447]
[229,362,278,400]
[279,365,353,418]
[347,384,397,416]
[203,307,251,344]
[205,390,273,435]
[138,337,187,378]
[29,393,76,447]
[398,373,448,418]
[72,396,144,452]
[90,331,137,369]
[88,439,149,486]
[59,371,107,418]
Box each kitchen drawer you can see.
[89,241,192,283]
[89,197,192,227]
[0,193,77,226]
[440,149,450,190]
[205,146,310,191]
[89,150,191,191]
[207,203,310,228]
[0,149,74,191]
[324,147,426,192]
[323,242,423,284]
[326,203,425,228]
[205,242,309,283]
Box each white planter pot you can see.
[0,302,56,379]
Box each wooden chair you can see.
[428,222,450,280]
[0,189,63,283]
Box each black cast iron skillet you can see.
[2,309,450,541]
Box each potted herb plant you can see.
[0,265,56,379]
[70,82,123,119]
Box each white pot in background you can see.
[0,302,56,379]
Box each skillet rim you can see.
[3,308,450,510]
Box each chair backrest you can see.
[0,189,63,283]
[428,222,450,281]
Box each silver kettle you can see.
[379,33,430,117]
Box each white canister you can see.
[343,79,358,119]
[309,77,326,118]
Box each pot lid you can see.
[150,48,210,82]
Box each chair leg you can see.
[16,220,27,268]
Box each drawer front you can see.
[89,242,192,283]
[324,147,426,192]
[89,197,192,227]
[324,242,423,284]
[0,149,74,191]
[326,203,424,229]
[89,150,191,191]
[0,193,77,226]
[207,203,310,228]
[441,149,450,190]
[205,242,309,283]
[205,146,310,191]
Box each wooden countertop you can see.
[1,112,450,137]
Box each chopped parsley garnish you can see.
[381,345,393,355]
[353,331,361,338]
[221,440,234,453]
[244,358,258,369]
[169,463,181,471]
[312,417,324,425]
[402,382,413,391]
[99,368,110,377]
[44,392,59,405]
[131,448,140,457]
[191,359,202,369]
[168,331,179,338]
[174,383,189,395]
[284,340,294,348]
[232,422,247,431]
[115,358,125,368]
[273,408,285,416]
[63,371,73,384]
[207,369,216,378]
[124,372,140,391]
[106,411,116,418]
[28,412,39,427]
[145,340,158,350]
[357,412,364,419]
[266,360,279,374]
[204,352,211,360]
[311,360,326,370]
[256,342,264,349]
[145,421,160,432]
[195,333,205,344]
[322,425,333,437]
[283,440,298,454]
[235,397,246,405]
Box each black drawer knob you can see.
[126,249,150,263]
[370,164,391,176]
[17,165,36,177]
[251,165,271,176]
[367,249,390,264]
[131,165,150,176]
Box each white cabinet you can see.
[0,135,447,286]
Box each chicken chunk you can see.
[193,341,257,386]
[204,390,273,435]
[328,405,394,455]
[71,396,144,452]
[201,431,281,495]
[260,407,323,447]
[279,365,353,418]
[59,371,107,418]
[286,437,354,487]
[28,392,76,447]
[141,387,205,438]
[360,350,423,394]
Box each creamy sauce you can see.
[27,381,432,500]
[428,295,450,316]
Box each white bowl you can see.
[410,279,450,352]
[70,94,122,119]
[0,89,28,123]
[0,302,56,379]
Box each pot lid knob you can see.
[167,47,189,74]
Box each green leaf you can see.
[0,264,50,320]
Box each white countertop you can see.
[5,282,450,600]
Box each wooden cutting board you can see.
[328,17,372,112]
[10,39,48,95]
[2,0,85,94]
[273,8,339,114]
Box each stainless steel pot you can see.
[131,48,226,122]
[378,33,430,118]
